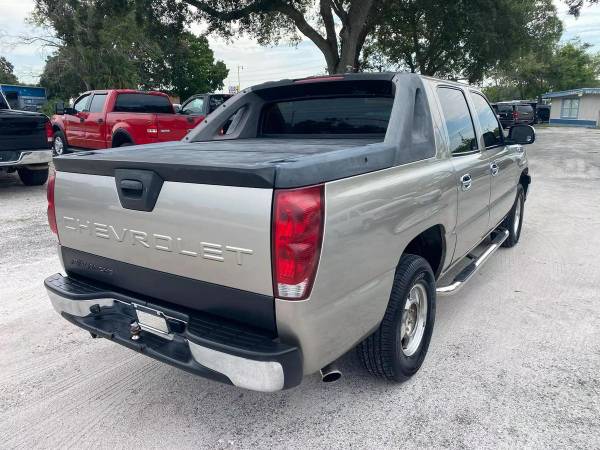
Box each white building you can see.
[542,88,600,127]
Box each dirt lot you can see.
[1,127,599,449]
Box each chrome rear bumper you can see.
[45,274,302,392]
[0,150,52,167]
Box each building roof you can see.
[542,88,600,99]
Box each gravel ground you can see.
[1,127,599,449]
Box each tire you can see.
[18,167,49,186]
[500,184,524,248]
[358,254,436,381]
[53,130,68,156]
[119,141,133,147]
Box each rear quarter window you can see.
[261,96,393,135]
[114,94,173,114]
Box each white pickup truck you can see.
[44,73,533,391]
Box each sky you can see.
[1,0,599,89]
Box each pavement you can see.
[0,127,599,449]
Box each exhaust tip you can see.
[320,364,342,383]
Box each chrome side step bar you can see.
[436,229,509,296]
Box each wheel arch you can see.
[111,128,134,147]
[402,224,446,279]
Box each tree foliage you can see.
[0,56,19,84]
[33,0,228,100]
[565,0,599,16]
[362,0,562,83]
[483,41,600,101]
[183,0,380,74]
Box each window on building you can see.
[560,98,580,119]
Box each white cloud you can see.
[1,0,599,87]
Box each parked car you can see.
[492,101,536,128]
[44,73,534,392]
[179,93,233,119]
[50,90,205,155]
[0,90,52,186]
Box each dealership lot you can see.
[1,127,599,448]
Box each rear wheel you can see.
[358,254,436,381]
[501,184,525,248]
[53,131,68,156]
[18,167,49,186]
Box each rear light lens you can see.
[45,120,53,144]
[512,111,519,120]
[47,173,58,236]
[272,185,324,300]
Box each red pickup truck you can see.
[50,90,204,155]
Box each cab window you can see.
[73,94,91,113]
[437,87,478,155]
[471,93,503,148]
[181,97,205,115]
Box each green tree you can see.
[483,41,600,101]
[0,56,19,84]
[362,0,562,83]
[33,0,228,99]
[565,0,599,16]
[182,0,381,74]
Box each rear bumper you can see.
[0,150,52,167]
[44,273,303,392]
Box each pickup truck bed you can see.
[53,138,390,188]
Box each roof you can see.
[542,88,600,99]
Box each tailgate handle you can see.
[120,179,144,197]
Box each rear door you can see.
[470,92,519,228]
[437,86,492,262]
[82,92,108,148]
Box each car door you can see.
[470,92,520,229]
[82,92,108,149]
[65,94,91,147]
[437,86,492,263]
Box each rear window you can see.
[261,97,393,135]
[114,94,173,114]
[496,104,513,112]
[517,105,533,113]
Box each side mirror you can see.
[507,124,535,145]
[54,101,65,115]
[173,104,181,113]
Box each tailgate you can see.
[0,111,48,151]
[54,170,274,327]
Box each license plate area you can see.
[133,304,171,339]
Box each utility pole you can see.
[237,65,244,92]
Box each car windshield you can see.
[261,96,393,135]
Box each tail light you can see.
[45,120,53,144]
[512,110,519,120]
[47,173,58,236]
[272,185,324,300]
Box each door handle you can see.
[490,162,499,176]
[97,118,104,124]
[79,117,84,123]
[460,174,472,191]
